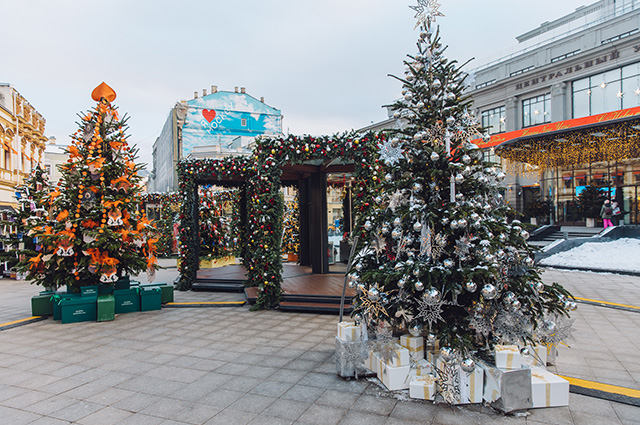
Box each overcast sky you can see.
[4,0,592,168]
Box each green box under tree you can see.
[97,294,115,322]
[140,287,161,311]
[114,288,140,314]
[140,282,174,303]
[115,276,130,290]
[31,291,55,316]
[53,293,81,320]
[81,285,98,297]
[60,296,97,324]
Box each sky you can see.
[3,0,594,169]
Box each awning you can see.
[476,106,640,169]
[2,141,17,154]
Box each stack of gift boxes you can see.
[336,326,569,411]
[482,344,570,411]
[30,278,174,324]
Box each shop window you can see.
[576,175,587,186]
[612,172,624,185]
[522,94,551,127]
[593,172,607,185]
[481,106,506,134]
[563,175,572,188]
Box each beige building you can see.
[0,84,47,209]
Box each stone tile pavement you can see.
[0,263,638,424]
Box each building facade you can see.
[148,86,283,192]
[467,0,640,224]
[0,84,47,209]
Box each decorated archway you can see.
[176,131,386,309]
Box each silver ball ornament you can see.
[425,288,441,303]
[440,346,454,362]
[443,259,454,268]
[364,220,373,231]
[481,283,498,300]
[460,358,476,373]
[430,151,440,161]
[414,281,424,291]
[409,324,423,337]
[462,154,471,164]
[393,217,402,227]
[465,281,477,292]
[385,173,393,183]
[368,287,380,302]
[413,221,422,232]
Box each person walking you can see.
[600,199,614,228]
[611,198,622,225]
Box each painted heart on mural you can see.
[202,109,216,122]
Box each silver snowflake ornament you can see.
[409,0,444,29]
[377,139,404,166]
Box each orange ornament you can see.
[91,82,117,102]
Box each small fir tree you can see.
[13,165,53,278]
[24,83,158,291]
[576,184,606,219]
[282,192,300,257]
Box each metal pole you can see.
[339,236,359,322]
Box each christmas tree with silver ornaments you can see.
[349,0,575,363]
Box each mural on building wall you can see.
[182,91,282,156]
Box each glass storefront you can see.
[522,94,551,127]
[481,106,506,134]
[572,61,640,118]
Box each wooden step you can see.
[192,279,246,292]
[278,301,353,314]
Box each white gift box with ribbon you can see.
[400,334,424,359]
[522,345,548,367]
[409,375,437,400]
[408,359,433,379]
[436,357,483,404]
[377,358,411,391]
[495,344,521,370]
[530,367,569,408]
[337,321,362,342]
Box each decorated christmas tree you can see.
[12,165,53,278]
[281,192,300,258]
[23,82,158,291]
[349,2,574,362]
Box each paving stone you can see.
[0,405,42,425]
[296,403,347,425]
[339,410,388,425]
[76,406,133,425]
[227,393,277,414]
[280,384,326,403]
[249,380,293,397]
[350,394,397,415]
[262,398,311,420]
[203,407,257,425]
[315,389,360,409]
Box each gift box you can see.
[409,375,437,400]
[495,344,521,370]
[364,349,378,374]
[140,286,161,311]
[530,367,569,408]
[377,358,411,391]
[478,359,532,412]
[335,337,368,378]
[114,276,130,290]
[400,334,424,360]
[60,295,97,324]
[80,285,98,297]
[425,339,441,363]
[114,288,140,314]
[53,293,81,320]
[337,321,362,342]
[408,359,433,379]
[435,357,483,404]
[31,291,55,316]
[522,345,547,367]
[384,343,410,367]
[97,294,115,322]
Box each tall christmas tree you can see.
[350,2,574,360]
[24,82,158,291]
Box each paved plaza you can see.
[0,263,639,424]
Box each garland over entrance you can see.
[176,131,385,309]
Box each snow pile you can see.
[540,238,640,273]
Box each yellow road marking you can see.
[559,375,640,398]
[166,301,245,305]
[0,316,43,328]
[573,296,640,311]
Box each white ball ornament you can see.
[482,284,498,300]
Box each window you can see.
[45,164,51,176]
[522,94,551,127]
[481,106,506,134]
[241,118,247,127]
[482,148,499,165]
[3,149,9,170]
[572,61,640,118]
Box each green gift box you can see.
[98,284,114,295]
[114,288,140,314]
[115,276,131,290]
[60,296,97,324]
[140,287,161,311]
[31,291,56,316]
[53,293,81,320]
[97,294,115,322]
[140,282,174,303]
[81,285,98,297]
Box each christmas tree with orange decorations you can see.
[25,82,158,292]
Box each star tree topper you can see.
[409,0,444,29]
